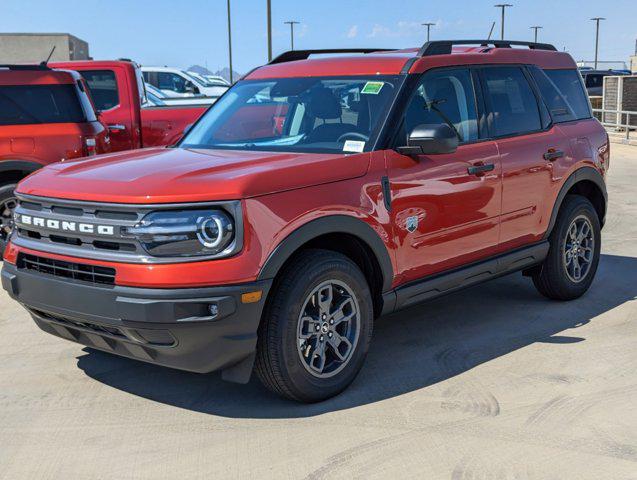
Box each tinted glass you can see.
[402,68,478,143]
[529,66,575,123]
[157,72,189,93]
[483,67,542,136]
[182,76,402,153]
[80,70,119,111]
[0,84,85,125]
[544,69,591,119]
[585,74,604,88]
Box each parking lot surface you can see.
[1,145,636,480]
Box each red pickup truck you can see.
[51,60,208,152]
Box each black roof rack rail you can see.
[418,39,557,57]
[269,48,394,64]
[0,62,51,71]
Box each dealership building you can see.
[0,33,90,63]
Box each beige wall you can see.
[631,56,637,74]
[0,34,90,63]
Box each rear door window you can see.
[0,84,85,125]
[482,66,542,137]
[80,70,120,111]
[543,69,591,120]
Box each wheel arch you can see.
[0,160,43,186]
[257,215,394,316]
[545,167,607,238]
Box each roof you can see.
[0,67,79,86]
[246,40,577,80]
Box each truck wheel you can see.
[532,195,601,300]
[255,249,373,402]
[0,183,18,251]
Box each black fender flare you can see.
[0,160,43,184]
[545,166,607,238]
[257,215,394,293]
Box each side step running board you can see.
[389,241,549,312]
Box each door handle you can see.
[467,163,495,175]
[108,124,126,132]
[543,149,564,161]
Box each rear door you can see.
[79,68,135,151]
[386,67,502,283]
[480,65,572,251]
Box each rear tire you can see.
[532,195,601,300]
[255,249,373,403]
[0,183,18,253]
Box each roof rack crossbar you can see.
[269,48,394,64]
[418,39,557,57]
[0,63,51,71]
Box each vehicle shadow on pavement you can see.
[76,253,637,417]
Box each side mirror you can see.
[397,123,459,156]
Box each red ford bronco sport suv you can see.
[2,41,609,402]
[0,64,108,247]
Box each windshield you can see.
[181,76,403,154]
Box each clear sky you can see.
[2,0,636,73]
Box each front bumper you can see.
[1,262,272,378]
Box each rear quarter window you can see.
[543,69,592,120]
[0,84,86,125]
[80,70,120,111]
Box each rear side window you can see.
[544,69,591,120]
[80,70,119,111]
[0,84,85,126]
[528,66,575,123]
[482,66,542,137]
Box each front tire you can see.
[532,195,601,300]
[255,249,373,403]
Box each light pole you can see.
[226,0,233,83]
[267,0,273,61]
[494,4,512,40]
[591,17,605,70]
[422,22,435,42]
[530,25,542,43]
[284,20,300,50]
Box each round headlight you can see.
[196,213,233,249]
[128,208,237,258]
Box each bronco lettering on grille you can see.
[15,214,115,236]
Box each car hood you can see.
[17,147,371,203]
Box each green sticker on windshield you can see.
[361,81,384,95]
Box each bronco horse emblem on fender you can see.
[406,215,418,233]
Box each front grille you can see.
[13,196,146,259]
[19,253,116,285]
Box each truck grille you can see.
[12,195,148,262]
[19,253,116,286]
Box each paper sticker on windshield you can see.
[343,140,365,153]
[361,81,384,95]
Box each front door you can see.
[386,67,502,285]
[80,68,135,152]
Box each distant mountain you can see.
[187,64,242,83]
